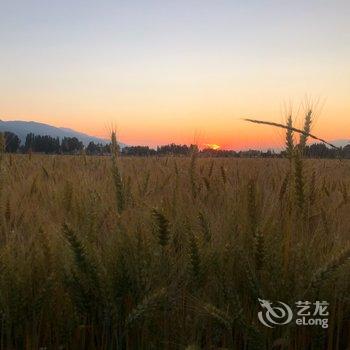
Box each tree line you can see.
[0,132,85,154]
[1,131,349,158]
[120,142,350,158]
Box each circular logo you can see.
[258,298,293,328]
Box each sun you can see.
[205,143,221,150]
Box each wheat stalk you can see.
[243,118,339,149]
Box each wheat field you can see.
[0,148,349,349]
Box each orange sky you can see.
[2,83,349,149]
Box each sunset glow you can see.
[205,144,221,150]
[0,1,349,149]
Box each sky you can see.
[0,0,349,149]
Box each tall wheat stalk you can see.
[110,131,125,213]
[243,118,339,149]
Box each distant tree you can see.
[24,133,60,154]
[157,143,194,156]
[61,137,83,153]
[102,143,111,154]
[239,150,262,158]
[305,143,329,158]
[0,133,5,153]
[25,133,35,151]
[86,141,99,155]
[342,144,350,159]
[86,141,109,155]
[42,136,60,153]
[4,131,21,153]
[189,144,199,153]
[122,146,156,156]
[304,143,339,159]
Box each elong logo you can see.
[258,299,329,329]
[258,299,293,327]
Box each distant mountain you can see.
[0,120,124,147]
[330,139,350,148]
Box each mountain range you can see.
[328,139,350,148]
[0,120,111,146]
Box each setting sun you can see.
[205,143,221,150]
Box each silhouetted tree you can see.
[4,131,21,153]
[25,133,35,151]
[86,141,110,155]
[342,144,350,159]
[304,143,340,159]
[156,143,198,156]
[122,146,156,156]
[24,133,60,153]
[61,137,83,153]
[86,141,99,155]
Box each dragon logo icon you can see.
[258,298,293,328]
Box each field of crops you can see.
[0,151,349,349]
